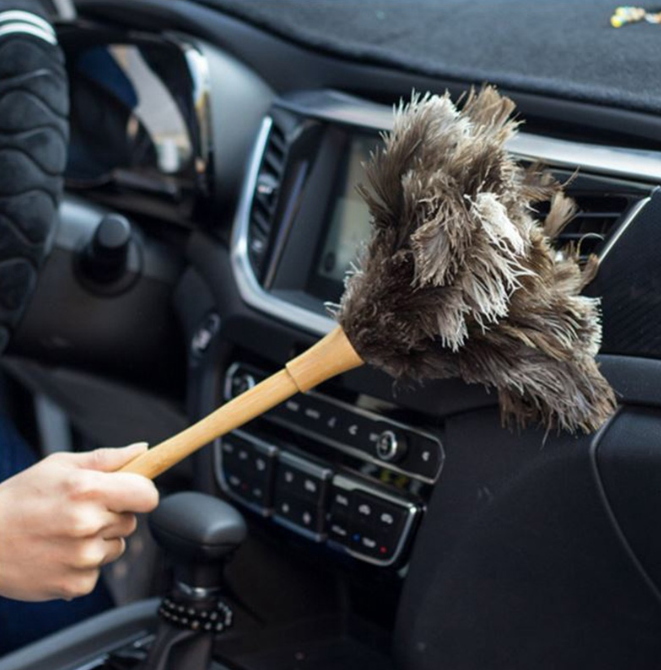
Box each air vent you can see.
[547,193,637,262]
[248,121,287,278]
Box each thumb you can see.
[73,442,149,472]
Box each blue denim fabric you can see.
[0,417,113,656]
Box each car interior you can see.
[1,1,661,669]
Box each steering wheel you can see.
[0,1,68,352]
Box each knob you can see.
[232,372,256,397]
[149,492,247,590]
[79,213,133,284]
[376,429,408,463]
[227,366,257,399]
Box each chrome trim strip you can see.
[508,133,661,183]
[278,91,394,131]
[330,474,420,568]
[229,429,278,457]
[165,35,214,193]
[272,515,325,543]
[278,91,661,183]
[176,582,220,599]
[231,117,338,335]
[278,450,333,480]
[597,195,651,265]
[231,94,658,338]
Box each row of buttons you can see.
[225,364,443,482]
[220,435,275,508]
[327,482,409,561]
[217,432,417,565]
[273,452,331,536]
[220,435,332,537]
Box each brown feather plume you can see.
[333,87,616,433]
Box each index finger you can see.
[89,471,159,514]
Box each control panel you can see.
[214,362,444,567]
[225,364,443,483]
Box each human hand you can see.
[0,443,159,602]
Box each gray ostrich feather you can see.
[333,86,616,433]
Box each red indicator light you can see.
[380,546,387,554]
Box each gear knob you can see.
[149,492,247,589]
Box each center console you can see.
[212,91,456,572]
[215,362,443,567]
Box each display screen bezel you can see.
[266,119,381,319]
[306,133,378,304]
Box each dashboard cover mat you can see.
[196,0,661,115]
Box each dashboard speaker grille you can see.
[248,120,287,277]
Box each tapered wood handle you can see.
[119,326,364,479]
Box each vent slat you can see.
[571,211,623,219]
[247,121,288,278]
[251,208,271,237]
[268,127,287,155]
[253,195,273,220]
[557,232,607,241]
[263,151,284,177]
[551,193,635,262]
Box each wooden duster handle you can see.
[119,326,364,479]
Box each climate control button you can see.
[219,434,277,511]
[274,492,325,536]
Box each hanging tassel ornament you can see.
[610,6,661,27]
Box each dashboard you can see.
[5,2,661,669]
[218,88,656,577]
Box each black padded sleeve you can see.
[0,5,68,351]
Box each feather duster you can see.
[121,86,618,480]
[334,86,616,433]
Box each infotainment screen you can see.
[309,135,377,300]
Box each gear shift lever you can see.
[137,492,247,670]
[151,491,246,592]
